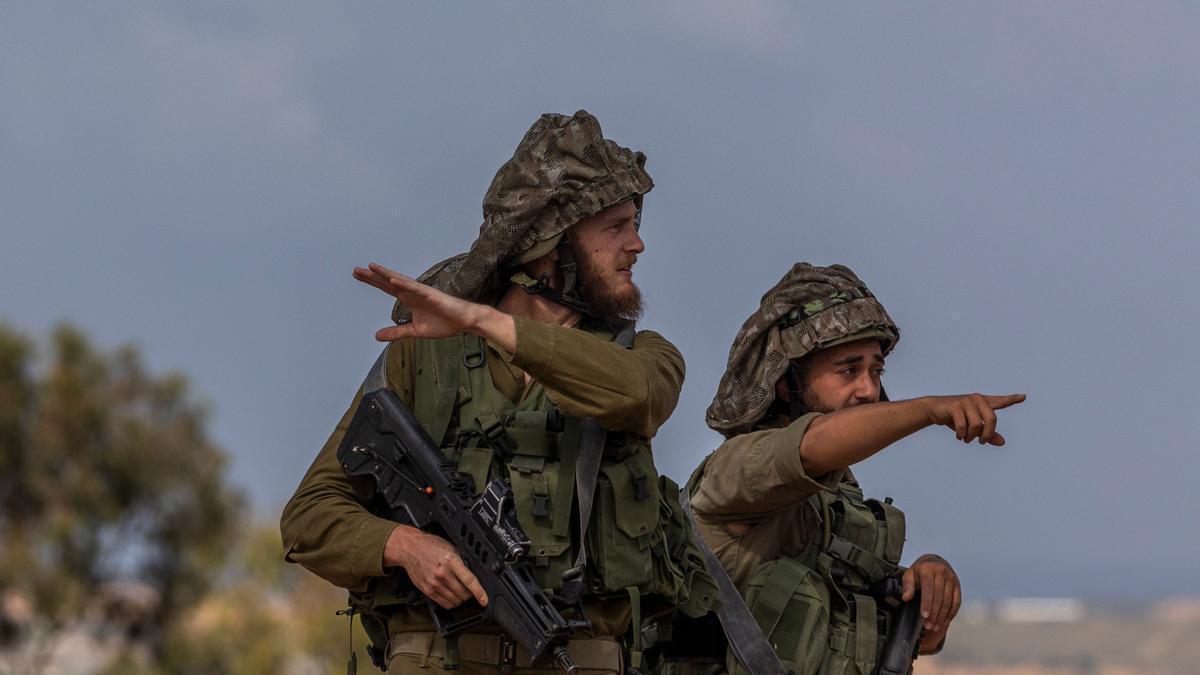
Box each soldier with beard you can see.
[687,263,1025,675]
[282,111,715,674]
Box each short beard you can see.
[567,240,644,322]
[800,388,836,415]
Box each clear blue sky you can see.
[3,2,1197,602]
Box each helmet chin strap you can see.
[509,245,597,318]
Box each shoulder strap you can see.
[567,324,636,578]
[678,489,792,675]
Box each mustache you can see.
[618,256,638,270]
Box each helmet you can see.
[705,263,900,437]
[393,110,652,324]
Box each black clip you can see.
[366,645,386,671]
[532,494,550,518]
[477,417,514,458]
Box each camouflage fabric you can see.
[393,110,653,324]
[705,263,900,438]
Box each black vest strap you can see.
[565,324,635,581]
[678,489,792,675]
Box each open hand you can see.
[923,393,1026,445]
[353,263,485,341]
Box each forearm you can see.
[800,398,934,475]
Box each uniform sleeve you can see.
[507,315,684,439]
[279,341,415,591]
[691,413,837,520]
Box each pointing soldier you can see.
[688,263,1025,674]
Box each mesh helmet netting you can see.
[705,263,901,438]
[393,110,653,324]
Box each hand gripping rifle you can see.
[337,386,589,672]
[872,577,925,675]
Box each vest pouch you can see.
[655,475,718,617]
[587,446,661,593]
[733,557,831,675]
[868,498,905,566]
[820,591,884,675]
[822,488,900,588]
[506,458,573,589]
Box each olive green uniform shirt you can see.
[280,315,684,635]
[689,414,850,592]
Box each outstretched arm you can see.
[355,263,683,437]
[799,393,1027,476]
[354,263,519,350]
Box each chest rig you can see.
[738,481,906,675]
[410,328,677,600]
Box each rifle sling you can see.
[678,489,792,675]
[571,322,635,571]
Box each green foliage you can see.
[0,323,244,652]
[0,323,366,673]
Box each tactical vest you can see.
[349,328,717,670]
[735,482,906,675]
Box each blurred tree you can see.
[0,323,244,657]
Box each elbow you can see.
[279,496,306,561]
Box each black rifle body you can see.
[337,388,585,671]
[876,587,923,675]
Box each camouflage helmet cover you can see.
[393,110,653,323]
[705,263,900,438]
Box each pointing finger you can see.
[988,394,1027,410]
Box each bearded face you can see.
[565,200,646,322]
[568,238,643,321]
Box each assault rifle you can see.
[873,577,924,675]
[337,387,589,673]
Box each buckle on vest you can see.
[477,417,514,458]
[532,494,551,518]
[462,343,485,369]
[624,459,650,501]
